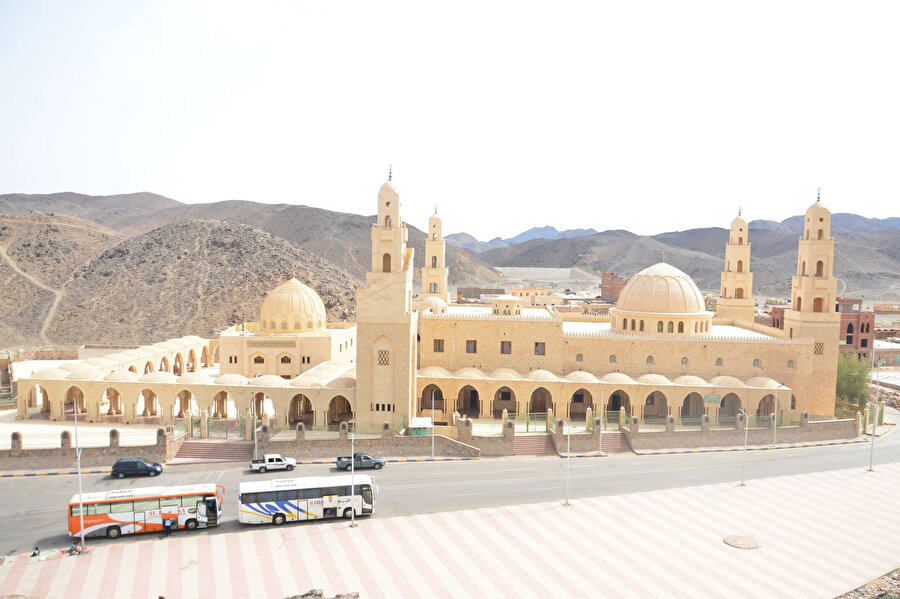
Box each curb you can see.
[559,453,608,458]
[634,438,867,455]
[387,456,479,463]
[0,468,111,478]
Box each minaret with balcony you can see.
[716,214,755,324]
[421,211,449,302]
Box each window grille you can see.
[377,350,390,366]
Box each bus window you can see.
[276,490,297,501]
[321,487,340,497]
[300,489,320,500]
[258,492,276,502]
[181,495,203,508]
[361,486,373,504]
[134,498,160,511]
[71,505,82,517]
[110,501,134,514]
[88,503,111,515]
[160,497,180,510]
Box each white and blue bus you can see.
[238,475,375,526]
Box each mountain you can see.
[446,225,600,253]
[0,192,182,226]
[45,220,361,345]
[750,213,900,234]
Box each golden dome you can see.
[260,278,327,334]
[616,263,706,314]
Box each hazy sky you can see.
[1,1,898,240]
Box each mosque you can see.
[16,178,841,431]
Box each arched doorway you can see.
[606,390,631,415]
[201,346,210,368]
[144,361,154,374]
[643,391,668,419]
[457,385,480,418]
[290,394,314,426]
[173,354,183,376]
[159,356,170,372]
[328,395,352,426]
[29,384,50,412]
[570,388,593,419]
[211,391,230,418]
[529,387,552,413]
[720,393,741,418]
[187,350,197,373]
[137,389,158,418]
[252,392,273,420]
[492,386,516,418]
[757,394,775,419]
[420,385,444,414]
[103,387,122,417]
[681,392,705,419]
[64,386,85,417]
[175,390,195,419]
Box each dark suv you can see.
[111,458,163,479]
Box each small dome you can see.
[152,342,178,350]
[455,367,486,379]
[176,372,212,385]
[526,369,558,382]
[673,375,710,386]
[32,368,72,380]
[123,349,149,357]
[489,368,522,380]
[600,372,635,384]
[84,357,113,367]
[730,215,748,231]
[67,369,100,381]
[616,263,706,314]
[213,374,249,386]
[565,371,599,383]
[140,371,176,384]
[709,375,746,388]
[327,376,356,388]
[419,296,448,314]
[419,366,452,378]
[105,370,141,382]
[60,362,96,374]
[744,376,781,389]
[378,181,399,201]
[102,353,131,363]
[260,278,327,334]
[637,373,672,385]
[136,346,158,355]
[248,375,287,387]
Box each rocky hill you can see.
[45,220,361,345]
[0,213,124,346]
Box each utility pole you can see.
[738,408,749,486]
[869,358,885,472]
[73,396,86,554]
[564,421,571,507]
[350,432,357,528]
[431,388,435,459]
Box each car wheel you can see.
[343,508,353,519]
[115,472,125,479]
[286,465,294,471]
[185,519,198,531]
[259,466,266,473]
[106,526,121,539]
[345,464,352,471]
[149,470,158,477]
[273,514,285,526]
[374,463,383,470]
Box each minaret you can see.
[420,210,449,302]
[355,174,418,428]
[782,195,841,417]
[715,212,755,323]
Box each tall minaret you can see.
[355,174,418,428]
[782,195,841,417]
[715,213,755,323]
[420,210,449,302]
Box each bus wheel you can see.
[185,519,198,531]
[106,526,121,539]
[273,514,285,526]
[343,508,353,519]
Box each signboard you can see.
[704,394,721,404]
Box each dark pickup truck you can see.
[335,453,385,471]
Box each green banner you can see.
[704,394,721,404]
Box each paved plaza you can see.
[1,462,898,599]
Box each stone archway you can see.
[201,346,210,368]
[212,391,230,418]
[457,385,480,418]
[643,391,668,419]
[159,356,170,372]
[492,386,516,418]
[289,394,314,426]
[328,395,352,425]
[173,354,184,376]
[103,387,122,417]
[529,387,553,413]
[570,388,593,419]
[29,384,50,412]
[681,392,705,419]
[175,390,195,419]
[144,361,154,374]
[420,384,444,414]
[606,389,631,415]
[137,389,158,418]
[720,393,741,417]
[64,386,86,417]
[187,350,197,373]
[757,394,776,417]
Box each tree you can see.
[836,355,871,406]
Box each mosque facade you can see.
[15,179,841,432]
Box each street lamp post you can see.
[738,408,750,486]
[73,396,86,554]
[773,387,779,446]
[251,395,258,461]
[869,358,884,472]
[564,420,571,507]
[431,388,436,459]
[350,431,357,528]
[598,392,603,454]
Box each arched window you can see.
[801,261,806,276]
[430,282,438,293]
[846,323,854,345]
[817,229,823,240]
[667,322,674,333]
[813,297,824,312]
[795,297,802,311]
[715,357,723,367]
[281,322,288,329]
[677,322,684,333]
[432,233,437,241]
[609,355,617,363]
[681,357,688,367]
[575,354,583,362]
[737,260,743,273]
[646,355,654,365]
[738,236,743,245]
[281,356,291,364]
[787,360,795,369]
[253,356,264,364]
[639,321,645,332]
[383,253,392,272]
[431,256,437,268]
[622,318,627,329]
[657,321,664,333]
[631,319,636,330]
[385,216,392,227]
[735,288,744,299]
[815,260,824,277]
[752,358,761,368]
[791,395,796,410]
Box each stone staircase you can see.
[170,439,255,464]
[598,431,632,453]
[513,433,557,456]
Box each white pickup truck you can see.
[249,454,297,473]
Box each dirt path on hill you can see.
[0,245,64,344]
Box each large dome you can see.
[616,263,705,314]
[260,278,327,334]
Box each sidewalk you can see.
[1,463,898,598]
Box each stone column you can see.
[200,409,209,439]
[124,401,136,425]
[87,401,100,423]
[244,411,253,439]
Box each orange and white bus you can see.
[68,483,225,539]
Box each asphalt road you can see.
[2,414,897,558]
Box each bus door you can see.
[134,510,147,533]
[200,497,218,527]
[303,494,324,520]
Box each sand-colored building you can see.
[16,179,842,432]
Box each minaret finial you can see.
[434,204,438,215]
[388,164,392,181]
[817,187,820,202]
[738,205,742,217]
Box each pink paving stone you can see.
[251,526,285,598]
[162,534,182,599]
[0,553,29,595]
[303,524,352,595]
[379,517,456,598]
[223,532,252,599]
